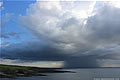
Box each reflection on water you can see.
[1,68,120,80]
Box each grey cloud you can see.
[1,41,100,68]
[0,32,10,39]
[0,42,10,47]
[1,41,119,68]
[0,32,21,39]
[86,4,120,44]
[20,2,120,52]
[18,1,120,67]
[83,45,120,60]
[2,1,120,68]
[8,32,20,39]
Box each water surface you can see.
[1,68,120,80]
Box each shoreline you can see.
[0,64,72,78]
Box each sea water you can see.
[1,68,120,80]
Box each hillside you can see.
[0,64,71,78]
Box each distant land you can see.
[0,64,72,78]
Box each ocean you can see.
[1,68,120,80]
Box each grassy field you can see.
[0,64,71,78]
[0,64,33,78]
[0,64,29,72]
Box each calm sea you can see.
[1,68,120,80]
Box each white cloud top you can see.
[19,1,120,52]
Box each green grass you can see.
[0,64,29,72]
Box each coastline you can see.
[0,64,72,78]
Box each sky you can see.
[0,0,120,68]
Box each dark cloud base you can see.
[1,41,100,68]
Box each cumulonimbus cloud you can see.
[1,1,120,68]
[19,1,120,55]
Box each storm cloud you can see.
[1,1,120,68]
[1,40,100,68]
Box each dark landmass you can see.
[0,64,73,78]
